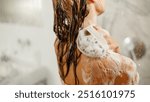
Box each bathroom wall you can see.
[98,0,150,84]
[0,0,61,84]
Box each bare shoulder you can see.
[114,55,140,85]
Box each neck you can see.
[83,4,98,28]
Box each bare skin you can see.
[83,0,119,53]
[54,0,139,85]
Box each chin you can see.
[97,8,105,15]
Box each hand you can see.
[104,34,120,53]
[94,26,120,53]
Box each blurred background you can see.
[0,0,61,85]
[0,0,149,85]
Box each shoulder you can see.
[114,55,139,84]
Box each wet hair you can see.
[53,0,88,84]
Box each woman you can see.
[52,0,139,85]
